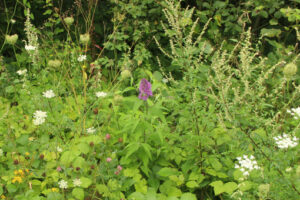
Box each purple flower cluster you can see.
[138,79,153,100]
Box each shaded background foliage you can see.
[0,0,300,77]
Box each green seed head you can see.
[5,34,18,45]
[48,59,62,68]
[121,69,131,79]
[80,33,90,45]
[283,63,297,77]
[64,17,74,26]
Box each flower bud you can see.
[5,34,18,45]
[106,157,112,162]
[64,17,74,26]
[121,69,131,79]
[48,59,61,68]
[283,63,297,77]
[80,33,90,45]
[106,134,111,140]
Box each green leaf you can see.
[80,177,92,188]
[6,184,17,193]
[186,181,198,188]
[239,181,252,191]
[135,179,148,194]
[180,193,197,200]
[157,168,179,177]
[72,188,84,200]
[223,182,238,194]
[76,143,90,154]
[261,28,281,38]
[96,184,109,197]
[47,192,63,200]
[0,186,3,195]
[210,181,224,195]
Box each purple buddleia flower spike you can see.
[138,79,153,100]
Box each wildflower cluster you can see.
[77,55,86,62]
[274,133,298,149]
[73,178,82,187]
[17,69,27,76]
[87,127,96,134]
[138,79,152,100]
[33,110,47,125]
[287,107,300,119]
[58,179,68,189]
[96,91,107,98]
[12,169,30,184]
[235,155,260,176]
[43,90,55,98]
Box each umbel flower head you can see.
[287,107,300,119]
[80,33,90,45]
[64,17,74,26]
[43,90,55,98]
[235,155,260,177]
[274,133,298,149]
[138,79,153,100]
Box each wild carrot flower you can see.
[274,133,298,149]
[43,90,55,98]
[87,127,96,134]
[17,69,27,75]
[73,178,82,187]
[235,155,260,177]
[58,180,68,189]
[77,55,86,62]
[33,110,47,125]
[287,107,300,119]
[138,79,152,100]
[96,91,107,98]
[25,45,36,51]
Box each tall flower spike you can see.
[138,79,153,100]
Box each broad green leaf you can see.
[80,177,92,188]
[186,181,198,188]
[157,168,179,177]
[223,182,238,194]
[261,28,281,37]
[180,193,197,200]
[72,188,84,200]
[210,181,224,195]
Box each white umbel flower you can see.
[274,133,298,149]
[58,180,68,189]
[96,91,107,98]
[33,110,47,125]
[287,107,300,119]
[43,90,55,98]
[56,146,63,153]
[235,155,260,177]
[73,178,82,187]
[77,55,86,62]
[17,69,27,75]
[25,45,36,51]
[0,149,3,156]
[87,127,96,134]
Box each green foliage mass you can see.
[0,0,299,200]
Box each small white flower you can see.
[286,167,292,172]
[287,107,300,119]
[33,117,45,125]
[0,149,3,156]
[86,127,96,134]
[235,155,260,177]
[43,90,55,98]
[58,180,68,189]
[57,147,62,153]
[17,69,27,75]
[73,178,82,187]
[33,110,47,125]
[77,55,86,62]
[10,19,16,24]
[25,45,36,51]
[162,78,168,83]
[33,110,47,119]
[96,91,107,98]
[274,134,298,149]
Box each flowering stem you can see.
[144,100,149,143]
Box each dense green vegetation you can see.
[0,0,299,199]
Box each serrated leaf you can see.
[223,182,238,194]
[180,193,197,200]
[80,177,92,188]
[157,168,179,177]
[210,181,224,195]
